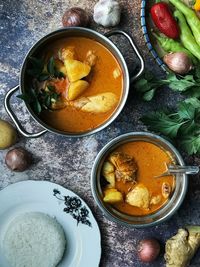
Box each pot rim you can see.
[19,27,130,137]
[91,131,188,228]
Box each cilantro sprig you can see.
[135,64,200,101]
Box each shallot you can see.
[163,52,193,75]
[137,238,160,263]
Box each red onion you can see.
[62,8,90,27]
[137,238,160,263]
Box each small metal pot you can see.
[91,132,188,228]
[4,27,144,138]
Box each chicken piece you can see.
[84,50,97,67]
[59,46,76,61]
[72,92,118,113]
[108,152,137,183]
[102,161,115,188]
[162,182,171,199]
[64,59,91,82]
[126,184,150,209]
[68,80,89,101]
[150,195,162,205]
[103,188,123,204]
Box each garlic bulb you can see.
[93,0,121,27]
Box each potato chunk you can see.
[103,188,123,204]
[126,184,150,209]
[102,161,115,188]
[68,80,89,101]
[64,59,91,82]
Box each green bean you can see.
[174,10,200,60]
[169,0,200,44]
[152,32,198,64]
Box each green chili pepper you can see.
[169,0,200,44]
[174,10,200,61]
[152,32,198,64]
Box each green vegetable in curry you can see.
[169,0,200,44]
[174,10,200,61]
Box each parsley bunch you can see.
[135,65,200,155]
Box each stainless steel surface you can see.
[91,132,188,228]
[104,30,145,82]
[5,27,144,138]
[154,164,200,178]
[4,85,48,138]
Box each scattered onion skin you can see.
[137,238,160,263]
[62,8,90,27]
[163,52,193,75]
[5,147,32,172]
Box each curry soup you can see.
[38,37,123,132]
[102,141,175,216]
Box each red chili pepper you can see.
[150,2,180,39]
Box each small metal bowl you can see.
[91,132,188,228]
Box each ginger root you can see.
[165,226,200,267]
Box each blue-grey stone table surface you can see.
[0,0,200,266]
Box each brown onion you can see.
[62,7,90,27]
[163,52,193,75]
[137,238,160,263]
[5,147,32,172]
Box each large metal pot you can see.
[4,27,144,138]
[91,132,188,228]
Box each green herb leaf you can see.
[47,57,55,76]
[143,89,156,101]
[180,135,200,155]
[142,112,184,138]
[33,99,42,114]
[38,73,50,82]
[17,94,31,103]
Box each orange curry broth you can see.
[108,141,175,216]
[40,37,123,132]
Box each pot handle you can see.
[104,30,145,82]
[4,85,48,138]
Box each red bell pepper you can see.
[150,2,180,39]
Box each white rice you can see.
[3,212,66,267]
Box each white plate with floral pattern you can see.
[0,180,101,267]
